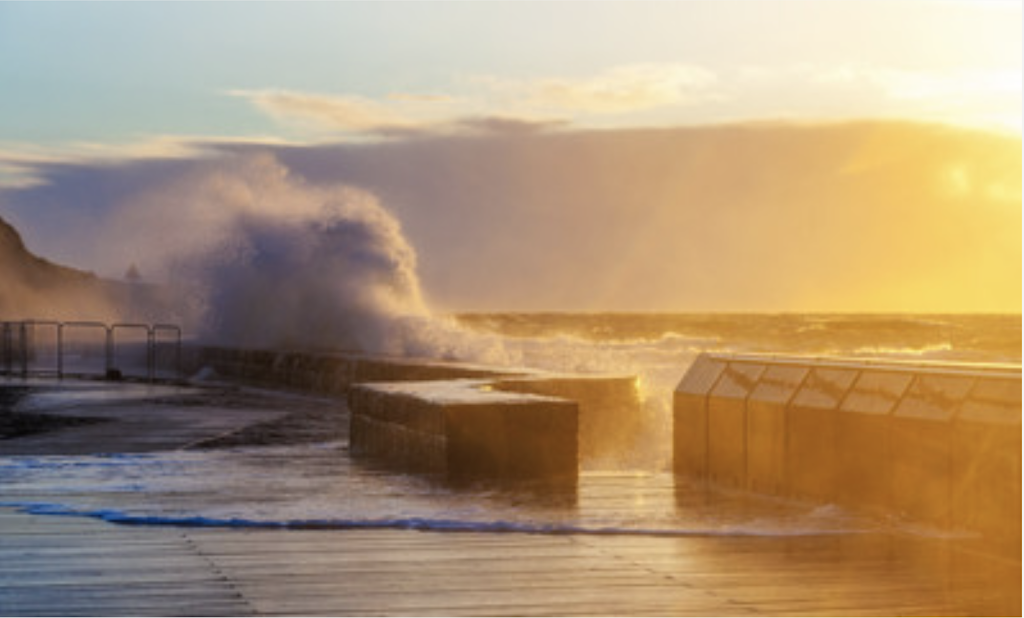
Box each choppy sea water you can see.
[2,313,1019,538]
[455,312,1021,388]
[1,445,888,538]
[452,312,1021,470]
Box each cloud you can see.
[450,116,569,136]
[227,89,422,134]
[0,134,297,189]
[226,88,565,137]
[227,64,722,140]
[1,121,1019,313]
[0,137,205,189]
[0,153,59,189]
[477,64,720,115]
[811,65,1022,132]
[816,65,1020,99]
[223,63,1021,141]
[386,92,457,104]
[530,64,719,113]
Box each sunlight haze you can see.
[0,0,1020,312]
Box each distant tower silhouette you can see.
[123,263,143,320]
[125,263,142,283]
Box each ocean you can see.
[454,312,1022,367]
[453,313,1021,389]
[1,312,1020,538]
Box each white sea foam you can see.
[0,447,883,538]
[100,153,430,352]
[0,501,878,538]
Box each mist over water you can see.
[103,152,692,382]
[104,153,429,352]
[80,154,1019,472]
[2,151,1019,536]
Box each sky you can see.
[0,1,1020,313]
[1,1,1019,165]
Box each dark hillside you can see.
[0,215,117,320]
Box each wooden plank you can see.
[0,509,254,617]
[2,507,1020,617]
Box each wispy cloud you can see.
[816,65,1020,99]
[525,64,719,113]
[474,64,721,115]
[227,89,421,134]
[0,134,296,189]
[232,62,1017,139]
[450,116,570,136]
[811,64,1021,132]
[0,138,201,189]
[227,64,723,139]
[4,61,1017,190]
[386,92,457,104]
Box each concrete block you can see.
[672,352,1022,538]
[707,362,766,486]
[787,366,858,500]
[891,374,976,523]
[493,374,640,468]
[951,376,1021,543]
[445,401,578,481]
[193,346,515,396]
[834,370,913,509]
[348,380,578,481]
[347,383,448,471]
[673,354,727,478]
[746,364,808,494]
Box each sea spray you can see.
[121,153,681,467]
[178,205,426,351]
[107,153,430,352]
[109,150,695,403]
[101,153,1020,473]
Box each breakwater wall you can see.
[188,346,511,395]
[188,347,640,479]
[674,352,1021,542]
[348,380,578,480]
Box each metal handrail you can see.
[111,323,153,381]
[60,321,109,379]
[152,324,183,383]
[0,320,183,382]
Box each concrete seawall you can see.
[189,346,513,395]
[349,380,578,480]
[189,346,640,479]
[674,352,1022,543]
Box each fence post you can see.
[3,320,181,381]
[148,326,155,382]
[153,324,183,381]
[1,322,9,376]
[18,322,28,378]
[57,322,64,379]
[106,326,113,377]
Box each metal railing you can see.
[1,320,182,381]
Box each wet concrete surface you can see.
[0,377,1019,616]
[0,378,347,456]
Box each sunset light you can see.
[0,3,1020,617]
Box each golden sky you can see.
[0,2,1020,312]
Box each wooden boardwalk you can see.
[1,507,1019,616]
[2,379,1019,616]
